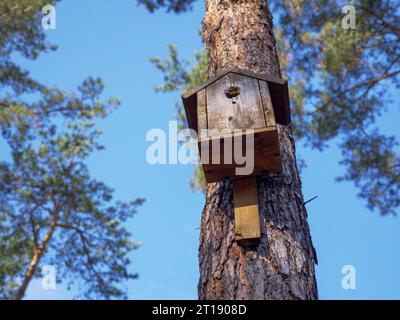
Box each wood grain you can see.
[206,73,266,133]
[233,177,260,245]
[197,88,208,138]
[199,127,281,183]
[259,80,276,127]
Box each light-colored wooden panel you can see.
[206,73,266,133]
[197,89,207,138]
[258,80,276,127]
[233,177,260,244]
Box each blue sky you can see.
[2,0,399,299]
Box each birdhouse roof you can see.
[181,68,290,132]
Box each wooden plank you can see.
[197,89,207,139]
[258,80,276,127]
[199,127,282,183]
[269,80,291,125]
[206,73,266,133]
[182,93,198,132]
[233,177,260,245]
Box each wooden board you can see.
[199,127,282,183]
[259,80,276,127]
[206,73,266,132]
[197,89,207,138]
[233,177,260,245]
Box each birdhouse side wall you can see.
[197,88,207,139]
[258,80,276,127]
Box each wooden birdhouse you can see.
[182,68,290,245]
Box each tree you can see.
[146,0,400,216]
[141,0,318,299]
[198,0,318,299]
[0,1,143,299]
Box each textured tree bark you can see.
[198,0,318,300]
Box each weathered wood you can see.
[199,127,281,183]
[182,67,287,102]
[182,68,291,132]
[259,80,276,127]
[197,89,208,139]
[233,177,260,245]
[269,80,291,125]
[206,73,266,132]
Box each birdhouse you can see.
[182,68,290,182]
[182,68,291,245]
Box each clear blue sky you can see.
[4,0,400,299]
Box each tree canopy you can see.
[0,0,143,299]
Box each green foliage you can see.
[0,0,56,95]
[273,0,400,215]
[0,1,143,299]
[150,44,207,94]
[136,0,194,13]
[338,130,399,215]
[147,0,400,215]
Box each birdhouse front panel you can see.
[206,73,267,132]
[182,68,290,183]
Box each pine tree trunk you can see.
[198,0,318,300]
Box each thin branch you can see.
[0,101,11,108]
[310,68,400,114]
[55,223,107,290]
[24,197,49,250]
[338,69,400,98]
[347,56,400,104]
[304,195,318,206]
[0,101,72,117]
[358,6,400,35]
[27,206,39,250]
[384,173,400,192]
[33,107,73,117]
